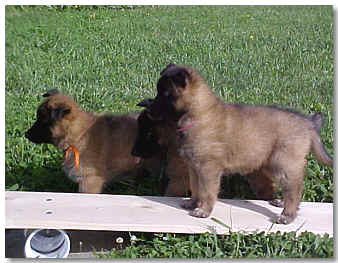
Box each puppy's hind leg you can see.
[247,166,285,207]
[277,164,305,224]
[165,172,190,197]
[247,167,276,201]
[79,172,106,194]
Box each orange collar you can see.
[62,119,96,169]
[64,145,80,169]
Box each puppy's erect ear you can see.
[160,63,177,75]
[158,65,190,90]
[51,105,71,121]
[137,98,154,108]
[43,89,60,97]
[169,67,189,89]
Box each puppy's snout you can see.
[24,130,32,140]
[24,129,36,143]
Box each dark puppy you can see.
[132,100,190,196]
[144,63,333,224]
[25,89,160,193]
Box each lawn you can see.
[5,5,334,258]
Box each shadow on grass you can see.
[6,158,78,193]
[6,157,164,196]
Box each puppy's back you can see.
[199,103,317,173]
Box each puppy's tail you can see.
[310,112,323,133]
[310,112,333,167]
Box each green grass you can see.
[5,5,334,258]
[95,231,334,258]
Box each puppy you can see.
[25,89,160,194]
[132,99,276,200]
[143,63,333,224]
[131,101,190,197]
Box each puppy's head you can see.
[131,99,164,158]
[25,89,79,148]
[148,63,198,121]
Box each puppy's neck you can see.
[63,111,96,150]
[189,84,220,119]
[177,114,194,132]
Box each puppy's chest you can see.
[176,129,196,161]
[63,161,82,183]
[62,147,86,183]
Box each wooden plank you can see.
[5,191,333,236]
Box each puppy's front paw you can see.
[180,198,197,210]
[276,214,295,225]
[190,207,211,218]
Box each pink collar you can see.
[177,120,194,132]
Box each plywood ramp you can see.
[5,191,333,237]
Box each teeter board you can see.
[5,191,333,236]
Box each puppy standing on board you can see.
[132,99,276,199]
[25,89,160,194]
[142,63,333,224]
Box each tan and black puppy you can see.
[132,99,274,200]
[131,102,190,196]
[25,89,160,194]
[144,63,333,224]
